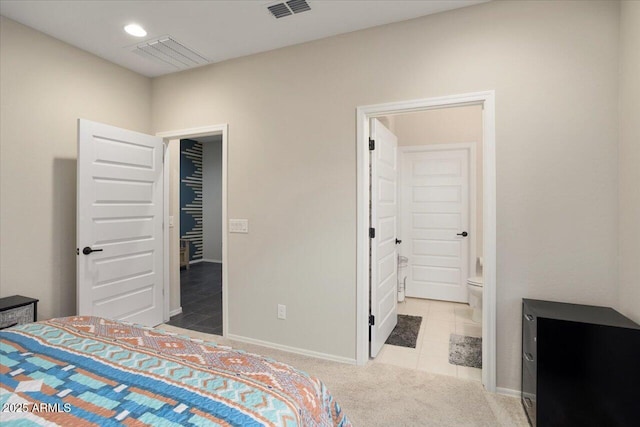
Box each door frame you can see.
[157,124,229,336]
[356,91,496,392]
[399,142,477,300]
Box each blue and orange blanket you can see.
[0,316,351,426]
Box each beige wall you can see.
[0,17,152,320]
[392,106,483,147]
[618,1,640,324]
[151,1,620,390]
[386,106,484,272]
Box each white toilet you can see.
[467,276,483,323]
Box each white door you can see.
[77,119,164,326]
[370,119,399,358]
[401,148,470,303]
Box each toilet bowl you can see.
[467,276,483,323]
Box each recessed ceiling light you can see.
[124,24,147,38]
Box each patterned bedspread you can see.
[0,316,351,426]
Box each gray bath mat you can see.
[449,334,482,368]
[385,315,422,348]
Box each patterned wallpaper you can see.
[180,139,203,261]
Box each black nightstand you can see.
[0,295,39,330]
[522,299,640,427]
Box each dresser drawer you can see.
[0,304,34,329]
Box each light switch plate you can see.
[277,304,286,320]
[169,215,175,228]
[229,219,249,233]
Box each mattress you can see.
[0,316,351,426]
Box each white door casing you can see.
[356,91,496,392]
[401,147,471,303]
[370,118,398,358]
[77,119,164,326]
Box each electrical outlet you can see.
[169,215,175,228]
[277,304,286,320]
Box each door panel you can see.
[93,136,155,168]
[94,179,154,203]
[413,213,461,229]
[77,119,164,326]
[401,149,469,303]
[413,186,460,202]
[413,239,461,257]
[93,217,154,245]
[370,119,398,358]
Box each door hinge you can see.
[369,315,375,326]
[369,138,375,150]
[369,228,375,238]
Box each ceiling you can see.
[0,0,487,77]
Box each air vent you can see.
[132,36,209,70]
[286,0,311,14]
[267,0,311,19]
[268,3,292,18]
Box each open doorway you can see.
[166,136,223,334]
[158,124,228,337]
[369,106,484,382]
[356,91,496,391]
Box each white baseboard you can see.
[189,258,204,264]
[226,333,357,365]
[202,259,222,264]
[169,307,182,317]
[496,387,521,398]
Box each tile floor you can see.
[167,262,223,334]
[373,297,483,382]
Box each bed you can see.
[0,316,351,426]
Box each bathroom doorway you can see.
[357,91,496,391]
[370,106,484,381]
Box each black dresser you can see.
[522,299,640,427]
[0,295,39,330]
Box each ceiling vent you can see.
[131,36,209,70]
[267,0,311,19]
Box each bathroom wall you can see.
[202,137,223,262]
[386,105,484,273]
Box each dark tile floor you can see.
[167,262,223,335]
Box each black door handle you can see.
[395,239,402,244]
[457,231,468,237]
[82,247,103,255]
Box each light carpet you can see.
[160,324,528,427]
